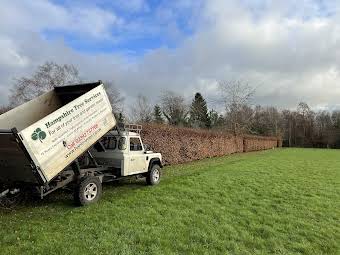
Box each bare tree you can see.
[281,109,293,146]
[8,62,125,115]
[297,102,311,119]
[331,110,340,128]
[104,81,125,114]
[219,80,256,134]
[267,106,281,136]
[315,111,332,137]
[161,91,188,126]
[252,105,281,136]
[0,105,11,115]
[9,61,81,106]
[130,94,153,123]
[297,102,314,146]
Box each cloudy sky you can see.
[1,0,340,111]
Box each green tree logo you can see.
[31,128,47,143]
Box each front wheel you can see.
[74,176,102,206]
[146,164,161,186]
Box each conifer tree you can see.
[116,112,126,123]
[153,105,163,124]
[189,92,210,128]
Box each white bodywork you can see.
[91,130,162,176]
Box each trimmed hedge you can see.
[141,124,281,165]
[243,135,278,152]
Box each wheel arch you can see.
[148,158,162,171]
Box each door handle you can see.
[131,158,135,161]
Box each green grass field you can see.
[0,149,339,255]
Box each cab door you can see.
[126,137,147,175]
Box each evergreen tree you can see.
[189,92,210,128]
[116,112,126,124]
[209,109,225,128]
[153,105,163,124]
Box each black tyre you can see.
[74,176,102,206]
[146,164,161,185]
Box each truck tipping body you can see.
[0,81,116,185]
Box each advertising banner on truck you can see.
[19,85,116,182]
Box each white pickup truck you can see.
[0,81,162,206]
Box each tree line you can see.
[1,62,340,148]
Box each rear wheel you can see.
[146,164,161,185]
[74,176,102,206]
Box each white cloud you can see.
[0,37,30,68]
[0,0,122,39]
[1,0,340,112]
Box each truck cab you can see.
[91,124,162,179]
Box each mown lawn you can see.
[0,149,339,255]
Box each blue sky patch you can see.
[44,0,196,55]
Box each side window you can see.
[118,137,127,150]
[130,137,143,151]
[102,137,117,150]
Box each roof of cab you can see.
[107,130,140,137]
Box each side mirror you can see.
[144,144,150,151]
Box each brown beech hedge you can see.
[141,124,281,165]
